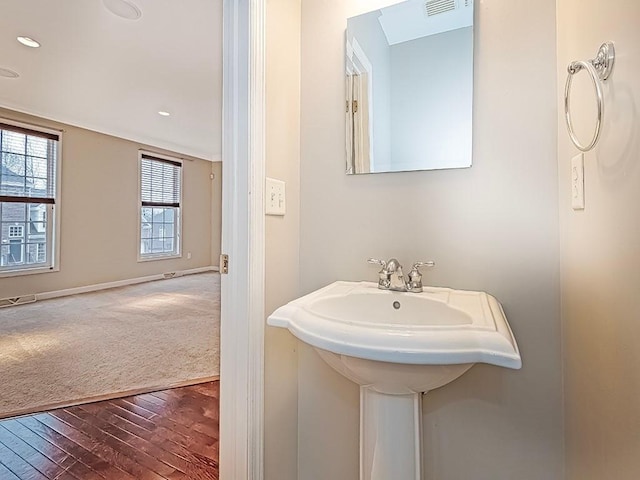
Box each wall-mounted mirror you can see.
[346,0,474,174]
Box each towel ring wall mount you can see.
[564,42,615,152]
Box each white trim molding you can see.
[0,100,220,163]
[34,266,217,302]
[220,0,266,478]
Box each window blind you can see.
[0,121,59,204]
[140,154,181,207]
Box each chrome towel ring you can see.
[564,42,615,152]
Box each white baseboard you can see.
[36,266,219,301]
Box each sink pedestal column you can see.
[360,387,422,480]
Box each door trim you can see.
[220,0,266,478]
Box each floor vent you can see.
[163,272,177,279]
[0,295,37,308]
[425,0,456,17]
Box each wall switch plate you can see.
[571,153,585,210]
[266,177,286,216]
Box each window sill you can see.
[0,265,59,278]
[137,253,182,263]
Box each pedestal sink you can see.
[268,281,521,480]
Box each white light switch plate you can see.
[571,153,585,210]
[266,177,286,216]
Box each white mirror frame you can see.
[220,0,266,478]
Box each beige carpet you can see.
[0,272,219,418]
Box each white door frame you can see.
[220,0,266,479]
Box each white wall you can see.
[300,0,562,479]
[264,0,301,478]
[0,107,221,299]
[390,27,472,171]
[557,1,640,478]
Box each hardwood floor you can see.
[0,382,219,479]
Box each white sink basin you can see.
[268,281,521,480]
[268,281,521,388]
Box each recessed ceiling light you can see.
[158,111,171,117]
[103,0,142,20]
[0,68,20,78]
[17,36,40,48]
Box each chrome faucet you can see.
[367,258,435,293]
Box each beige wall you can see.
[299,0,563,478]
[210,162,223,268]
[0,107,222,299]
[264,0,301,478]
[558,1,640,478]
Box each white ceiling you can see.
[0,0,222,161]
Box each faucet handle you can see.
[369,258,391,289]
[367,258,387,270]
[406,261,434,293]
[411,261,435,270]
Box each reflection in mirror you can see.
[346,0,474,174]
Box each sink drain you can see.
[392,301,401,310]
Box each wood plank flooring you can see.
[0,382,219,479]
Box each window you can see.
[139,152,181,259]
[36,242,46,263]
[8,239,23,264]
[8,225,23,238]
[0,120,60,275]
